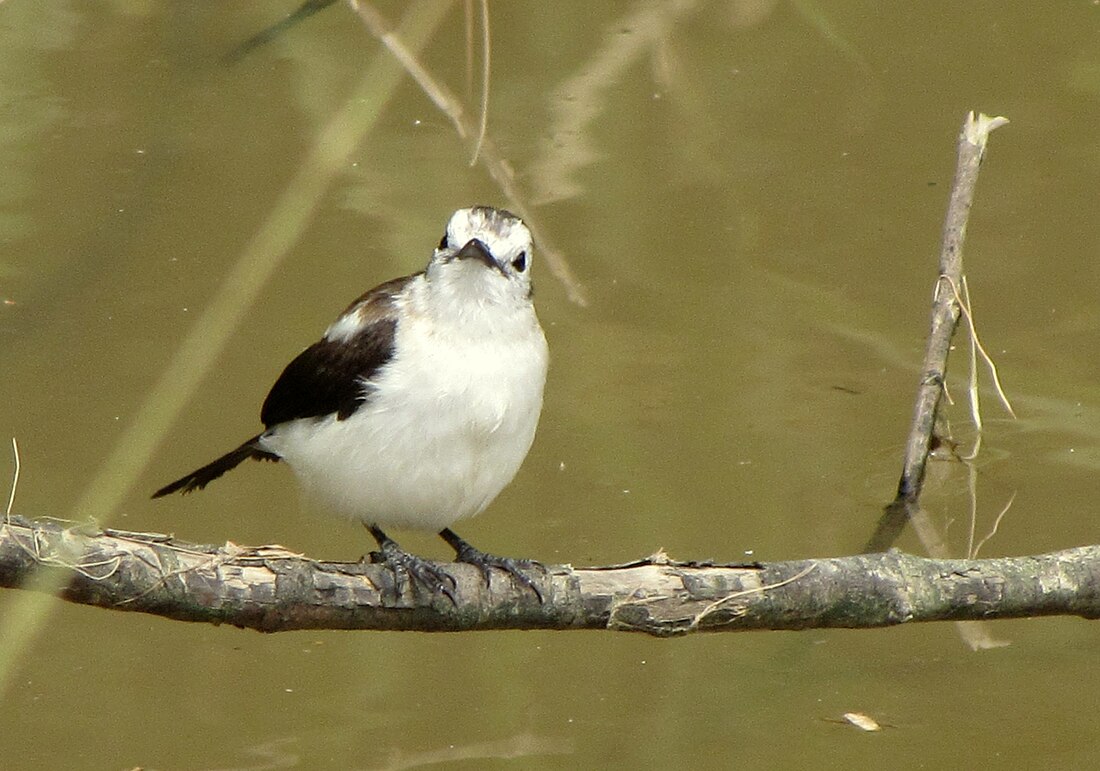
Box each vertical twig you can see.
[463,0,475,100]
[864,112,1008,553]
[896,112,1008,504]
[4,438,18,520]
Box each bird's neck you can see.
[412,274,533,340]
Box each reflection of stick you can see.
[350,1,589,305]
[469,0,490,166]
[222,0,340,64]
[529,0,700,205]
[866,112,1008,553]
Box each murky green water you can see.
[2,2,1100,768]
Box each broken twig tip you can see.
[964,112,1010,147]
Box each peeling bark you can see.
[1,515,1097,637]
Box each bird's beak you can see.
[453,238,502,273]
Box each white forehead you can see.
[446,206,531,257]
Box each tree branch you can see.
[2,515,1097,637]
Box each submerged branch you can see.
[1,516,1097,637]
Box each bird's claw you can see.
[452,541,546,604]
[368,530,458,604]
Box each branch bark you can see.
[2,516,1097,637]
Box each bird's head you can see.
[427,206,535,304]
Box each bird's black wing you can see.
[152,275,412,499]
[259,275,411,427]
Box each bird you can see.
[153,206,550,601]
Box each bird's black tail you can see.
[151,436,278,498]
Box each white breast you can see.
[260,280,548,532]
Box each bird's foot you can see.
[366,525,457,604]
[439,528,546,603]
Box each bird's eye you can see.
[438,232,449,250]
[512,251,527,272]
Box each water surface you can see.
[1,2,1099,768]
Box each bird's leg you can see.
[365,524,457,604]
[438,528,546,603]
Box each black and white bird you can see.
[153,206,550,600]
